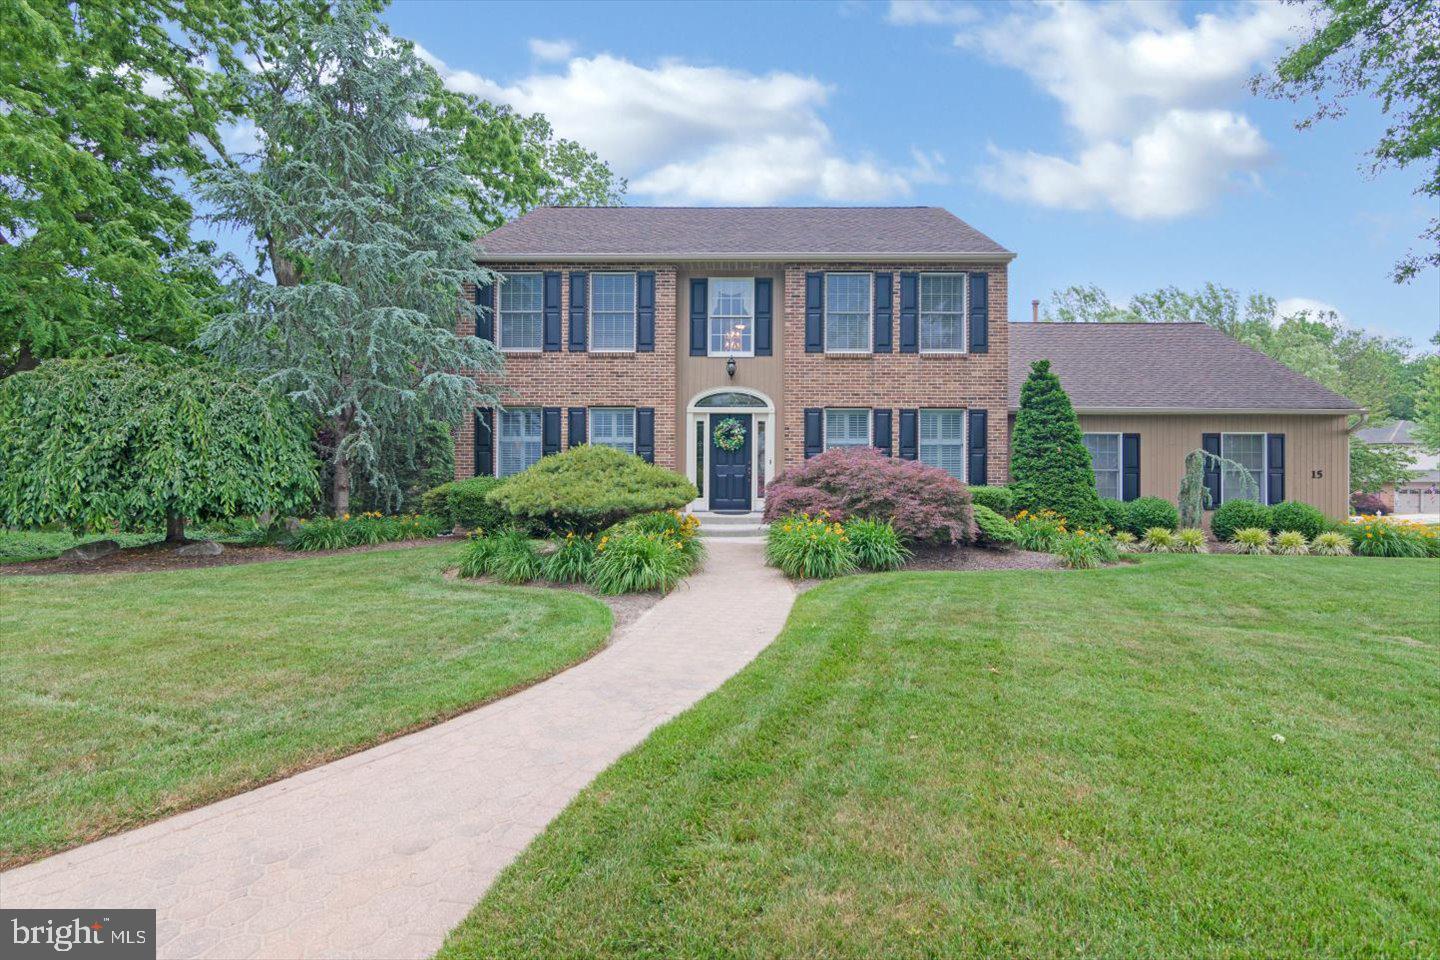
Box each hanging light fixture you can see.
[726,357,737,378]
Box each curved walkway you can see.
[1,539,794,960]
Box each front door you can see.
[708,414,752,512]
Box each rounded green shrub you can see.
[1269,500,1327,539]
[1124,497,1179,535]
[972,504,1019,547]
[1098,498,1129,533]
[968,486,1014,517]
[490,446,696,536]
[1212,499,1272,542]
[845,519,910,571]
[590,530,688,594]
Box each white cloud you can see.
[1275,297,1346,325]
[899,1,1308,219]
[528,38,575,62]
[415,46,939,204]
[885,0,978,26]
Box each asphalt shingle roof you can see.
[476,206,1012,260]
[1008,322,1362,412]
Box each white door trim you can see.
[685,389,776,513]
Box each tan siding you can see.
[1072,413,1352,517]
[674,263,786,473]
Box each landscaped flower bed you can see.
[288,512,445,551]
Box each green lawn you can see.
[442,555,1439,959]
[0,545,610,867]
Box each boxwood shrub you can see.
[1098,498,1128,532]
[968,486,1014,517]
[1269,500,1327,539]
[421,476,509,532]
[1123,496,1179,535]
[1211,499,1272,542]
[972,504,1018,546]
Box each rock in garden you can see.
[176,540,224,557]
[59,539,120,562]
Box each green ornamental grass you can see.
[542,533,598,584]
[1310,531,1353,556]
[589,531,688,595]
[1173,528,1209,553]
[489,529,543,584]
[1113,530,1138,551]
[844,519,911,572]
[1141,527,1177,553]
[1052,531,1116,570]
[766,514,857,580]
[457,534,501,578]
[1233,527,1272,555]
[1275,530,1310,556]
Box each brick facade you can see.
[457,259,1010,489]
[455,265,678,479]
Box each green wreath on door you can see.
[712,417,746,452]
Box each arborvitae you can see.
[1009,359,1105,527]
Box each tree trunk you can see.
[165,512,187,544]
[332,458,351,517]
[267,233,301,287]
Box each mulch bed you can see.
[0,536,459,577]
[904,544,1065,572]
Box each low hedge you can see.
[421,476,509,532]
[968,486,1014,517]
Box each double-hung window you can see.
[497,408,542,477]
[1082,433,1122,500]
[589,408,636,455]
[919,273,966,352]
[590,272,636,352]
[824,408,870,451]
[1220,433,1266,504]
[920,409,967,480]
[498,273,543,351]
[824,273,871,352]
[709,279,754,356]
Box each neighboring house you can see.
[1354,420,1440,515]
[456,205,1356,518]
[1009,323,1358,517]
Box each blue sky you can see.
[378,0,1437,342]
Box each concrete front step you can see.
[690,511,768,538]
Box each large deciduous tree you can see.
[0,357,318,541]
[198,1,503,515]
[1254,0,1438,284]
[1009,360,1105,527]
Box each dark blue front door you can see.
[708,414,752,512]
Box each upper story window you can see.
[1083,433,1121,500]
[590,272,636,352]
[498,273,543,351]
[824,273,871,353]
[709,279,754,356]
[589,407,636,455]
[920,273,966,353]
[920,409,967,480]
[498,407,542,477]
[824,408,870,450]
[1221,433,1266,504]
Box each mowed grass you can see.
[442,555,1439,959]
[0,545,610,867]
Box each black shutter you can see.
[968,271,989,353]
[873,409,892,455]
[873,272,893,353]
[804,408,823,459]
[898,409,918,460]
[636,271,655,352]
[542,407,562,456]
[568,271,587,351]
[967,409,988,485]
[636,408,655,463]
[1266,434,1285,505]
[474,408,494,476]
[754,278,773,356]
[1121,433,1141,502]
[898,272,918,353]
[805,272,824,353]
[542,272,562,351]
[1202,433,1221,508]
[568,407,587,448]
[689,278,708,357]
[475,279,495,342]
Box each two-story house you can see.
[456,206,1357,519]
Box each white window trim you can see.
[1082,432,1123,500]
[589,406,637,455]
[588,271,638,354]
[707,277,756,358]
[823,407,873,451]
[920,408,969,482]
[496,406,543,478]
[1219,431,1268,505]
[823,272,873,355]
[919,272,968,355]
[497,272,543,353]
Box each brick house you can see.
[456,206,1356,518]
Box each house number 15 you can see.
[1311,469,1323,479]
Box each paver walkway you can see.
[1,539,793,959]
